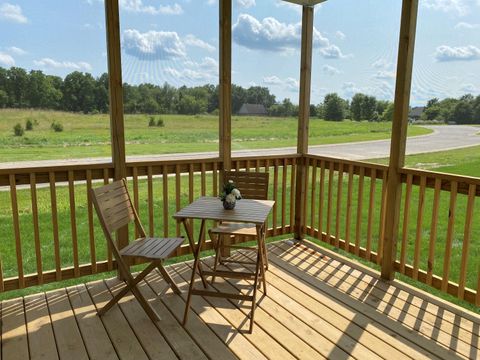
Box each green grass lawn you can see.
[0,109,431,162]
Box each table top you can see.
[173,197,275,224]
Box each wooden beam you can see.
[219,0,232,172]
[294,5,314,240]
[381,0,419,280]
[105,0,128,252]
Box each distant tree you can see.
[376,100,390,116]
[323,93,345,121]
[362,96,377,121]
[177,94,206,114]
[95,73,109,113]
[451,101,474,124]
[6,67,29,107]
[350,93,365,121]
[246,86,276,109]
[62,71,97,113]
[422,97,441,121]
[231,84,247,114]
[0,89,8,108]
[473,95,480,123]
[381,102,395,122]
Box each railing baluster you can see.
[132,166,140,239]
[366,168,376,259]
[400,173,413,273]
[213,161,218,197]
[147,166,154,237]
[310,159,317,237]
[335,163,344,248]
[163,165,169,238]
[9,174,24,288]
[103,168,112,271]
[427,178,442,285]
[345,164,354,252]
[273,158,279,235]
[326,161,334,244]
[86,170,97,274]
[189,163,194,204]
[317,160,325,240]
[289,158,296,228]
[30,173,43,283]
[458,184,476,300]
[355,167,365,256]
[442,181,458,292]
[67,171,79,278]
[377,169,388,265]
[49,172,61,280]
[201,162,206,196]
[175,164,181,238]
[413,176,427,280]
[281,158,287,233]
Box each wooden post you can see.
[105,0,128,252]
[219,0,232,256]
[219,0,232,173]
[294,5,314,240]
[381,0,419,280]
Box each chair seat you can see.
[120,237,184,260]
[209,222,257,236]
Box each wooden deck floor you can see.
[1,239,479,360]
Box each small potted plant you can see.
[220,179,242,209]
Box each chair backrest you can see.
[223,171,269,200]
[91,179,146,241]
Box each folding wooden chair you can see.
[208,171,269,288]
[91,179,184,322]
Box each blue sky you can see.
[1,0,479,106]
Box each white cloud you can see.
[233,13,330,52]
[460,83,479,92]
[206,0,256,7]
[6,46,26,55]
[263,75,282,85]
[371,58,393,69]
[123,29,186,59]
[422,0,471,16]
[33,58,92,71]
[322,64,341,75]
[285,77,299,90]
[341,81,394,100]
[184,35,215,52]
[120,0,183,15]
[320,45,349,59]
[262,75,299,92]
[455,21,480,29]
[434,45,480,61]
[0,52,15,66]
[0,3,28,23]
[373,70,396,80]
[335,31,346,40]
[164,56,218,81]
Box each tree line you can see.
[0,66,478,123]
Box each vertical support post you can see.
[381,0,419,280]
[219,0,232,173]
[294,5,314,240]
[105,0,128,252]
[219,0,232,256]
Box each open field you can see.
[0,109,431,162]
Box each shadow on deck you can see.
[1,239,479,359]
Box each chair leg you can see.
[211,232,222,284]
[157,263,181,295]
[262,237,269,270]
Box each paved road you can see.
[1,125,479,170]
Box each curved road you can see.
[1,125,479,170]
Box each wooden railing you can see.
[303,154,480,307]
[0,154,297,292]
[1,153,479,307]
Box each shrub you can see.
[25,119,33,131]
[156,118,164,127]
[13,123,24,136]
[148,116,156,127]
[51,121,64,132]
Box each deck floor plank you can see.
[86,280,149,360]
[45,288,89,360]
[144,268,242,360]
[1,298,29,360]
[24,292,59,360]
[269,242,470,360]
[66,284,118,360]
[103,277,178,360]
[1,240,479,360]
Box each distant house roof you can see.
[238,103,268,116]
[409,106,425,119]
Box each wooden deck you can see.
[1,239,479,360]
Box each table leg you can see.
[181,219,207,288]
[258,224,267,294]
[182,219,206,326]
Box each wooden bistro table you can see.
[174,196,275,333]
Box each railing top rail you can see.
[305,154,389,172]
